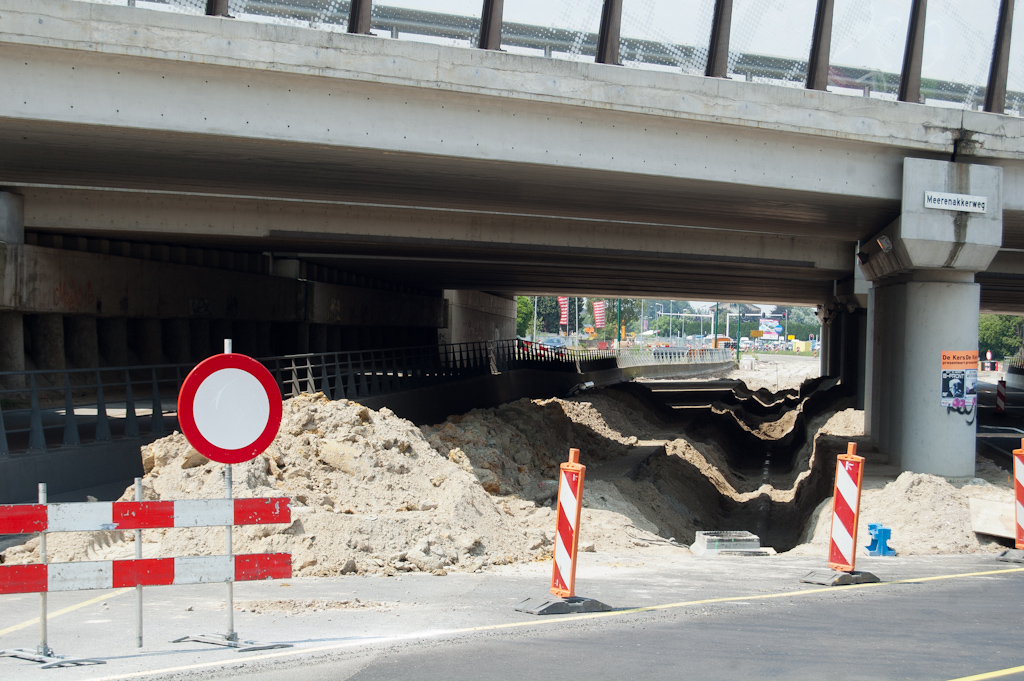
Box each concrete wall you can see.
[439,290,516,345]
[0,240,448,369]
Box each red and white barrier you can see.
[0,497,289,534]
[550,448,586,599]
[1014,444,1023,550]
[828,443,865,573]
[0,554,290,595]
[0,485,293,664]
[997,380,1007,414]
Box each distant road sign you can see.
[775,325,784,333]
[750,330,763,338]
[177,353,282,465]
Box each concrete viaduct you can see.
[1,0,1023,477]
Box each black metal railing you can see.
[0,339,734,457]
[0,364,192,457]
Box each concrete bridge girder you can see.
[1,0,1023,308]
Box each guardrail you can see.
[0,340,732,457]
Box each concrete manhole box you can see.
[690,531,761,556]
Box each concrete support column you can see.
[64,316,99,369]
[868,272,979,476]
[232,321,259,357]
[190,318,212,360]
[28,314,65,370]
[819,315,838,378]
[0,193,26,385]
[162,318,191,364]
[442,290,516,345]
[98,318,129,366]
[327,325,342,353]
[255,322,272,358]
[0,192,25,244]
[309,324,327,354]
[0,312,25,387]
[131,318,163,365]
[294,323,310,355]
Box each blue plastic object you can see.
[865,523,896,557]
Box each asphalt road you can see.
[194,559,1024,681]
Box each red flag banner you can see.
[558,297,569,326]
[593,301,606,328]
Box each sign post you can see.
[173,339,286,651]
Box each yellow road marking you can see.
[947,664,1024,681]
[72,566,1024,681]
[0,589,132,638]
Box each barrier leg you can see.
[0,484,105,668]
[135,477,144,648]
[38,483,51,658]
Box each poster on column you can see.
[940,351,978,408]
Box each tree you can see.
[979,315,1023,358]
[516,296,534,337]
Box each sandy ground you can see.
[728,355,821,391]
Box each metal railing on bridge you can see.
[111,0,1022,114]
[0,340,732,457]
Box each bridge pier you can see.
[440,291,517,345]
[98,318,129,367]
[861,159,1002,477]
[868,273,980,476]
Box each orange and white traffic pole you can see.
[550,448,586,599]
[828,443,865,572]
[1014,441,1023,550]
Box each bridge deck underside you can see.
[0,119,900,305]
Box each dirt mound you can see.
[728,357,821,392]
[818,409,864,437]
[791,471,1011,556]
[3,394,664,574]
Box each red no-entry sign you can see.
[177,353,282,464]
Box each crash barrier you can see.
[1014,442,1023,550]
[0,483,291,668]
[828,443,865,573]
[550,448,586,598]
[997,380,1007,414]
[865,523,895,557]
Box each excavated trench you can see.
[567,377,861,553]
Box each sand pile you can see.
[420,397,634,500]
[791,471,1013,556]
[2,393,666,575]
